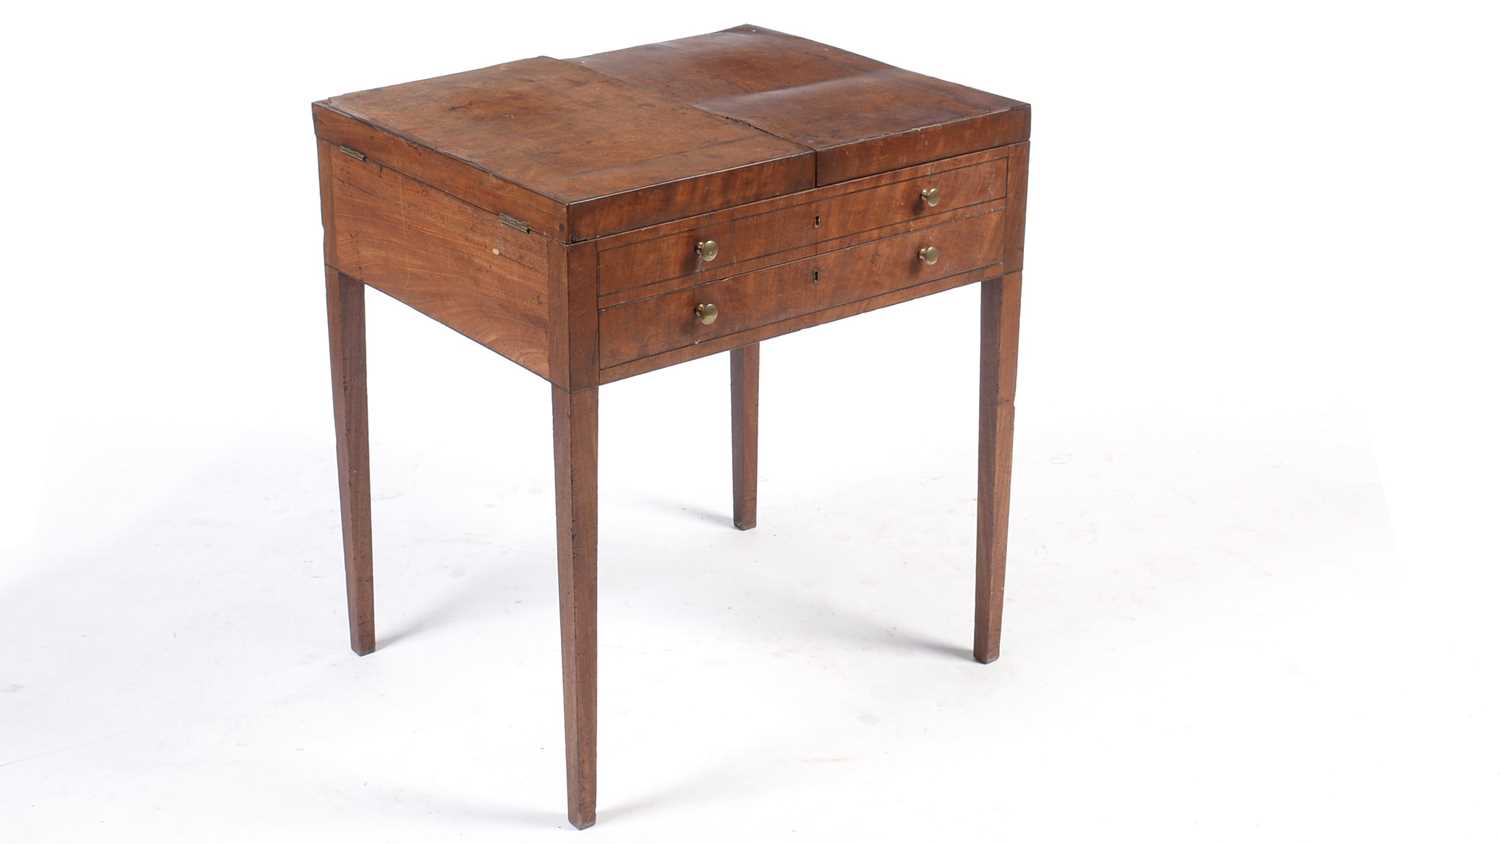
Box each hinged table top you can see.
[313,25,1029,241]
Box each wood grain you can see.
[551,385,599,829]
[1003,142,1029,272]
[313,103,568,240]
[731,344,760,530]
[597,156,1006,297]
[545,240,601,391]
[310,25,1032,828]
[548,227,601,829]
[316,26,1028,243]
[599,210,1005,367]
[599,263,999,384]
[325,268,375,656]
[316,139,338,261]
[595,152,1014,309]
[566,155,814,244]
[565,244,600,391]
[975,271,1022,663]
[320,57,814,241]
[326,143,551,378]
[574,24,1030,184]
[817,110,1029,186]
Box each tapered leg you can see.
[730,344,760,530]
[975,273,1022,664]
[326,268,375,656]
[552,385,599,829]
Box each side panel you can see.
[324,141,551,378]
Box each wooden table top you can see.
[313,25,1029,242]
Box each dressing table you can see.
[313,25,1029,827]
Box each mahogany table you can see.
[312,24,1028,828]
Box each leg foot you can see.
[975,273,1021,663]
[326,268,375,656]
[552,385,598,828]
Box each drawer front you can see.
[599,210,1004,367]
[596,155,1007,297]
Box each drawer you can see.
[599,209,1004,367]
[596,154,1007,297]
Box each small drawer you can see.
[599,209,1004,367]
[596,155,1007,297]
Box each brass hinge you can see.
[338,144,367,162]
[498,213,531,234]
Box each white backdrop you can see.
[2,2,1497,841]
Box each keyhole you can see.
[812,269,820,284]
[814,214,822,228]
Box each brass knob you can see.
[918,245,940,266]
[696,240,719,262]
[695,302,719,325]
[920,186,940,208]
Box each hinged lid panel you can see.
[316,57,815,241]
[573,25,1030,185]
